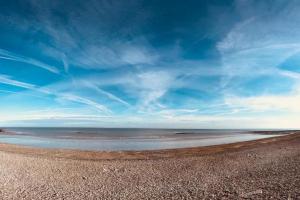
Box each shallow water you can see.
[0,128,280,151]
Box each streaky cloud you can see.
[83,82,131,107]
[0,48,60,74]
[60,94,111,114]
[1,0,300,128]
[0,74,111,113]
[0,74,36,89]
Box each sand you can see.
[0,132,299,199]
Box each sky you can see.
[0,0,300,129]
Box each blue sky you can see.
[0,0,300,128]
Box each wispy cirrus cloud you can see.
[1,0,300,128]
[21,0,156,70]
[217,0,300,93]
[0,74,36,89]
[0,74,111,113]
[136,70,175,109]
[0,48,60,74]
[60,94,111,113]
[82,82,131,107]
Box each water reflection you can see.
[0,133,279,151]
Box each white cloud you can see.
[0,74,111,113]
[86,84,131,107]
[0,75,36,90]
[61,53,69,73]
[225,93,300,113]
[18,0,155,70]
[59,94,111,113]
[0,48,60,74]
[72,80,131,107]
[120,46,157,65]
[76,45,121,68]
[136,71,175,108]
[217,0,300,96]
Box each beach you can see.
[0,132,299,199]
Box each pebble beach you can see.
[0,132,299,199]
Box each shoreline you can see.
[0,131,298,160]
[0,130,299,199]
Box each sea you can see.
[0,127,280,151]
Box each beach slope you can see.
[0,133,299,199]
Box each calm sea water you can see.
[0,128,280,151]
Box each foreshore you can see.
[0,131,299,199]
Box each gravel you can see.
[0,133,299,199]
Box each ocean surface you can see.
[0,128,280,151]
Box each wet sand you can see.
[0,132,299,199]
